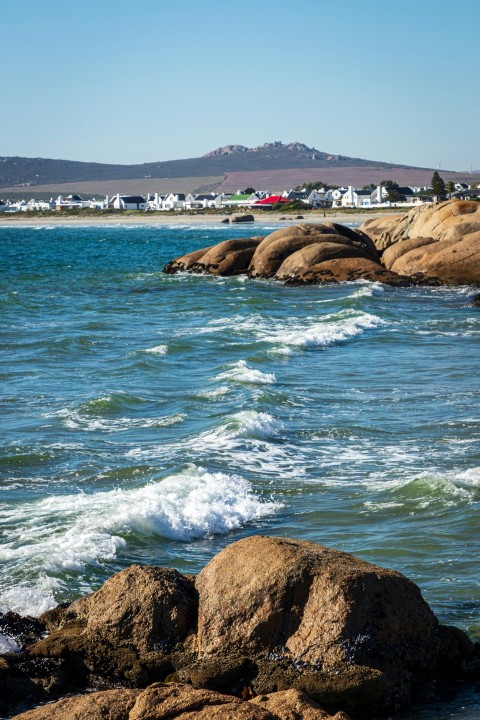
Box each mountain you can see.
[0,142,423,189]
[0,143,475,195]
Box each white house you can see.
[146,193,167,211]
[162,193,186,211]
[341,187,372,208]
[184,192,224,209]
[110,194,147,210]
[55,194,91,210]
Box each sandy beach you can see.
[0,210,397,228]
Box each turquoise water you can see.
[0,223,479,717]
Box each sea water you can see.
[0,223,479,718]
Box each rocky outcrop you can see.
[360,200,480,283]
[10,684,348,720]
[1,537,477,719]
[163,223,410,285]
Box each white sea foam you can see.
[216,360,276,385]
[143,344,168,354]
[0,634,22,653]
[197,385,230,399]
[452,467,480,490]
[258,310,385,354]
[53,407,185,432]
[200,410,283,447]
[0,466,280,615]
[348,281,384,298]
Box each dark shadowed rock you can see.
[163,246,214,274]
[288,257,411,286]
[190,237,264,275]
[232,214,255,223]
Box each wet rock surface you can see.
[1,536,477,719]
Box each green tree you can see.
[380,180,405,204]
[243,187,256,194]
[431,171,446,201]
[386,187,406,204]
[446,180,455,198]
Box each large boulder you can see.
[248,224,379,278]
[164,238,264,276]
[43,565,197,655]
[280,256,410,285]
[383,231,480,283]
[195,535,472,710]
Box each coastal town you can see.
[1,179,479,214]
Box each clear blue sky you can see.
[2,0,478,170]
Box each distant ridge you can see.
[0,142,476,195]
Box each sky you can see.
[1,0,479,171]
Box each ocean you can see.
[0,222,479,718]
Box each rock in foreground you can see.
[1,536,477,719]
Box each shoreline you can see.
[0,210,398,228]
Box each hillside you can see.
[0,142,476,195]
[0,142,423,188]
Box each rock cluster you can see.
[163,201,480,286]
[360,199,480,284]
[163,224,409,285]
[1,536,478,719]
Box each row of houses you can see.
[1,183,479,213]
